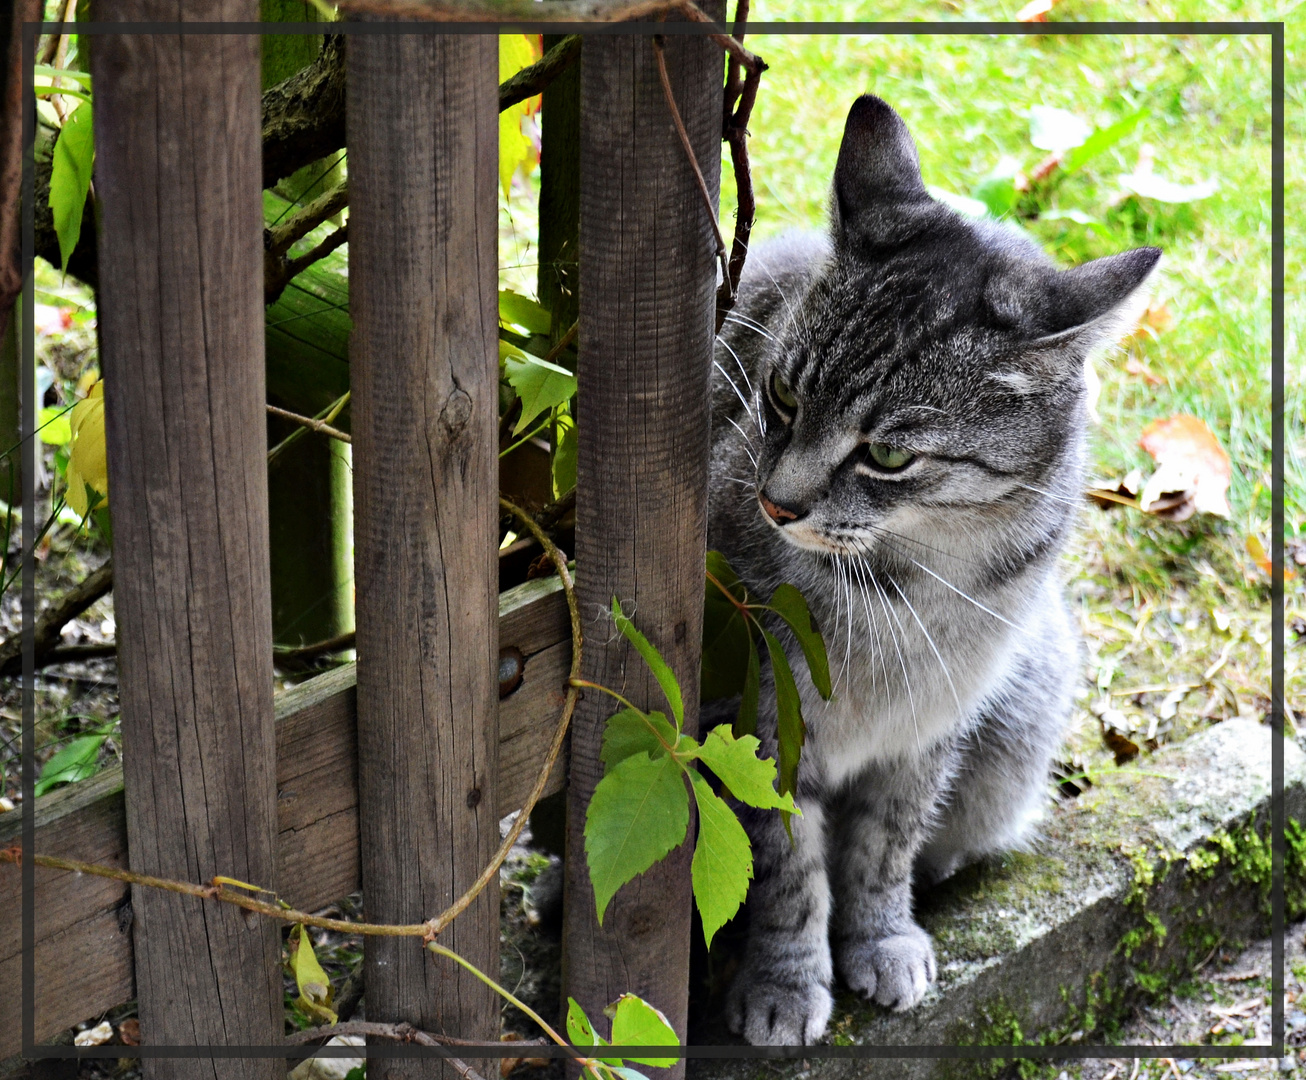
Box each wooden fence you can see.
[4,2,725,1075]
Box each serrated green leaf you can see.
[1061,108,1148,174]
[567,997,603,1047]
[694,725,797,814]
[502,343,577,435]
[34,734,105,796]
[761,629,805,804]
[688,771,753,950]
[767,583,832,701]
[291,923,337,1025]
[49,101,95,274]
[498,289,551,336]
[600,708,677,770]
[701,584,750,702]
[609,994,680,1067]
[585,751,689,924]
[736,630,760,739]
[611,597,684,731]
[1028,105,1091,152]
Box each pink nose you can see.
[760,494,798,522]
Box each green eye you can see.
[771,370,798,412]
[865,443,915,471]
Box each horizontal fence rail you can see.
[0,576,569,1058]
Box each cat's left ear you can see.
[1038,246,1162,353]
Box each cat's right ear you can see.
[832,95,931,243]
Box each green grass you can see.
[709,2,1301,744]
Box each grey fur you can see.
[710,96,1159,1045]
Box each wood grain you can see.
[92,4,281,1074]
[563,24,722,1076]
[0,581,571,1060]
[347,31,500,1080]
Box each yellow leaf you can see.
[498,35,542,197]
[291,923,337,1025]
[66,378,107,519]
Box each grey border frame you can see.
[19,13,1286,1066]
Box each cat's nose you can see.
[759,492,805,523]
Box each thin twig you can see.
[266,223,350,306]
[715,0,762,333]
[273,631,356,665]
[266,181,350,258]
[423,496,582,940]
[499,34,582,112]
[266,404,352,444]
[0,559,113,677]
[267,391,351,467]
[286,1020,547,1051]
[651,35,730,290]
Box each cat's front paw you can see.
[726,958,833,1045]
[837,926,937,1011]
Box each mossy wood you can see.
[0,575,570,1059]
[91,2,284,1071]
[347,32,501,1079]
[562,21,724,1078]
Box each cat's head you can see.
[753,95,1159,562]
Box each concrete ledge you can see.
[689,717,1303,1078]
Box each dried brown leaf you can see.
[1138,414,1231,519]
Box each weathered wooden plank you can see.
[93,4,281,1073]
[563,26,722,1074]
[0,578,569,1059]
[348,30,500,1072]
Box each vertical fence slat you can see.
[563,25,723,1070]
[93,4,282,1073]
[347,31,501,1071]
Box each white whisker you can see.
[886,571,961,712]
[1016,481,1081,507]
[724,311,777,343]
[713,358,759,429]
[726,417,758,467]
[902,556,1018,629]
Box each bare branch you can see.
[0,559,113,677]
[267,181,349,258]
[266,403,352,444]
[286,1020,546,1051]
[499,34,581,112]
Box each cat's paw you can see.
[725,961,833,1045]
[837,927,937,1011]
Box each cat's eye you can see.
[770,370,799,415]
[862,443,915,471]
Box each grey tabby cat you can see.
[708,96,1159,1046]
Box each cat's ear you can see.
[832,95,930,241]
[1034,246,1162,355]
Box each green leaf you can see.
[552,412,577,498]
[343,1069,366,1080]
[972,157,1021,218]
[499,289,551,336]
[761,629,806,804]
[33,64,92,86]
[688,771,753,950]
[291,922,337,1025]
[611,1069,652,1080]
[736,632,760,739]
[701,579,750,702]
[37,406,72,446]
[611,597,684,732]
[501,341,578,436]
[49,101,95,274]
[600,708,677,769]
[609,993,680,1067]
[585,751,689,924]
[34,734,104,796]
[1061,108,1148,174]
[767,583,832,700]
[695,725,797,814]
[1028,104,1091,152]
[705,550,746,601]
[566,997,604,1047]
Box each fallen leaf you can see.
[1086,467,1143,509]
[1102,725,1140,766]
[1124,356,1164,386]
[1028,151,1062,182]
[118,1019,140,1046]
[1138,414,1231,520]
[1016,0,1053,21]
[1142,299,1176,333]
[74,1020,113,1047]
[1246,535,1296,582]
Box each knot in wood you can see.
[439,387,473,438]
